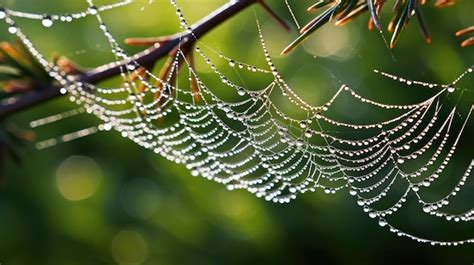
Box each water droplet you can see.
[378,219,387,227]
[228,60,235,67]
[42,16,53,27]
[126,64,136,71]
[299,121,308,129]
[103,124,112,131]
[447,87,455,93]
[422,205,432,213]
[88,6,98,15]
[0,8,6,19]
[237,88,245,96]
[8,26,17,34]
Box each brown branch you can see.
[0,0,257,119]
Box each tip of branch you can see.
[280,45,292,56]
[434,0,456,8]
[56,56,85,75]
[455,26,474,36]
[461,37,474,47]
[307,1,330,12]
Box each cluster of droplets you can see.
[0,1,130,28]
[2,0,473,246]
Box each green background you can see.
[0,0,473,264]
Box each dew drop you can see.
[237,88,246,96]
[8,26,17,34]
[378,219,387,227]
[42,16,54,27]
[0,8,6,19]
[447,87,455,93]
[299,121,308,129]
[99,23,107,31]
[88,6,99,15]
[103,123,112,131]
[422,205,432,213]
[126,64,136,71]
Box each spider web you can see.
[1,0,473,246]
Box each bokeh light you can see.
[111,230,149,265]
[56,155,103,201]
[303,25,358,60]
[120,178,161,219]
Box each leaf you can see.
[335,2,368,26]
[0,65,21,81]
[415,4,431,44]
[282,6,336,55]
[2,80,33,94]
[390,0,413,49]
[367,0,381,30]
[307,0,332,12]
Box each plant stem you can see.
[0,0,256,119]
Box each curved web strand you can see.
[1,0,473,246]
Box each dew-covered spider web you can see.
[1,0,473,246]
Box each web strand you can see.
[1,0,473,246]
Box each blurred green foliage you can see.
[0,0,473,264]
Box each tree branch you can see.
[0,0,256,119]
